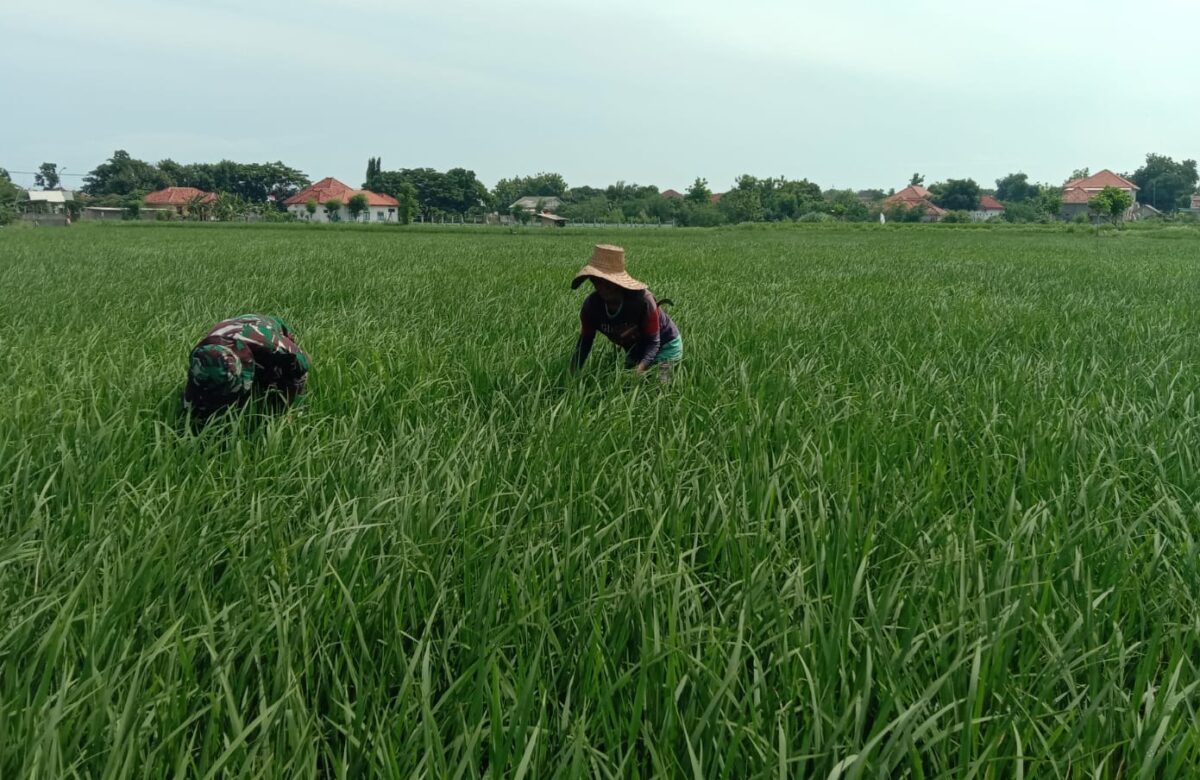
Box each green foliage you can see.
[369,167,489,220]
[5,226,1200,776]
[1068,167,1090,182]
[716,184,763,224]
[0,174,21,225]
[909,172,925,186]
[929,178,981,211]
[396,182,417,225]
[676,201,724,226]
[1131,153,1199,212]
[346,193,369,222]
[995,172,1039,203]
[940,209,972,223]
[323,198,342,221]
[823,189,870,221]
[87,152,307,205]
[685,177,712,205]
[304,198,317,218]
[491,172,568,210]
[364,156,382,189]
[84,150,170,196]
[35,162,60,190]
[1088,186,1134,224]
[885,202,927,223]
[1039,186,1063,217]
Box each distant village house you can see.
[1060,170,1140,222]
[509,195,563,214]
[971,195,1005,222]
[24,189,75,215]
[144,187,216,217]
[284,177,400,222]
[882,185,946,222]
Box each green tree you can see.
[823,189,870,221]
[35,162,61,190]
[347,193,369,222]
[909,173,925,186]
[929,179,981,211]
[995,172,1038,203]
[1130,153,1199,212]
[83,150,170,196]
[1038,186,1063,218]
[492,172,568,210]
[364,157,382,189]
[323,198,342,222]
[0,174,22,225]
[1088,186,1133,224]
[685,177,712,205]
[185,193,208,221]
[717,186,763,223]
[677,201,725,227]
[1067,168,1090,182]
[396,182,417,224]
[305,199,317,220]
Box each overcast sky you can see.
[2,0,1197,192]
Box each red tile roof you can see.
[144,187,216,206]
[883,185,946,216]
[978,195,1004,210]
[661,189,684,199]
[1062,188,1095,204]
[710,193,723,204]
[283,177,399,207]
[1062,169,1138,192]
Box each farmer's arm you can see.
[571,316,597,371]
[274,337,310,399]
[626,301,661,372]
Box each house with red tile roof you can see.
[660,189,684,200]
[1060,170,1140,222]
[882,184,947,221]
[144,187,216,217]
[283,177,400,222]
[971,195,1005,222]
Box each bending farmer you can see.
[570,244,682,379]
[183,314,310,420]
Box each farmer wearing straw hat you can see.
[182,314,310,421]
[571,244,682,379]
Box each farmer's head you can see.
[590,276,625,304]
[570,244,648,302]
[183,344,247,416]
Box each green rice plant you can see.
[1,224,1199,777]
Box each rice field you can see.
[2,222,1200,778]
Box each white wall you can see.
[288,204,397,223]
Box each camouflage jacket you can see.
[183,314,310,416]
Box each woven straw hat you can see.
[571,244,647,291]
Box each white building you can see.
[970,195,1005,222]
[284,177,400,223]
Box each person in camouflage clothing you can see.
[182,314,310,420]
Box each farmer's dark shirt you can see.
[572,290,679,369]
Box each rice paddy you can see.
[2,223,1200,777]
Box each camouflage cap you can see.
[187,344,244,398]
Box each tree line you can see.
[3,150,1196,226]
